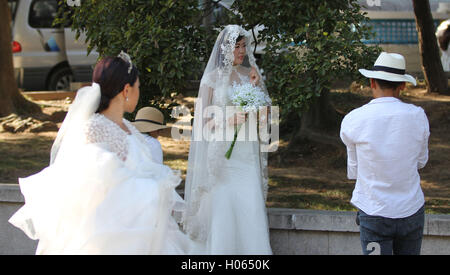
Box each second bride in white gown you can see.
[9,54,201,255]
[183,25,273,255]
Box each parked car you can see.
[8,0,98,91]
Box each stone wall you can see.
[1,184,449,255]
[268,208,450,255]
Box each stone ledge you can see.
[268,208,360,232]
[2,184,449,236]
[0,184,24,203]
[267,208,450,237]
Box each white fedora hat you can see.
[359,52,417,86]
[131,107,170,133]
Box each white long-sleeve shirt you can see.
[340,97,429,218]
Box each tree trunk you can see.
[202,0,214,29]
[413,0,449,95]
[286,89,344,152]
[0,0,40,117]
[300,89,339,132]
[299,89,344,147]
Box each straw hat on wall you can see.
[132,107,170,133]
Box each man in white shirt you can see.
[132,107,170,164]
[340,52,430,255]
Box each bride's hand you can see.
[249,66,260,86]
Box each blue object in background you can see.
[362,19,442,44]
[45,36,60,52]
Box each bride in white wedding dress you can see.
[9,54,200,255]
[183,25,272,255]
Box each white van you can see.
[8,0,98,91]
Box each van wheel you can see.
[48,67,73,91]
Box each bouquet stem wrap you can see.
[225,123,243,159]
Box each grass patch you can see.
[267,175,355,211]
[164,153,188,174]
[0,135,52,183]
[1,88,449,215]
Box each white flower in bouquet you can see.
[229,82,272,112]
[225,82,271,159]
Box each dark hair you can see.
[93,56,139,113]
[374,78,404,90]
[438,24,450,51]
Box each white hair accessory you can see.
[118,51,133,74]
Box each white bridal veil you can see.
[183,25,271,242]
[50,83,101,164]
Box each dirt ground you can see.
[1,85,449,214]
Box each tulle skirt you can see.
[9,144,202,255]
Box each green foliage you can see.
[56,0,212,118]
[232,0,382,119]
[55,0,381,122]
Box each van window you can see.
[28,0,59,28]
[8,0,18,22]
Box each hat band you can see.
[372,65,405,75]
[134,119,164,125]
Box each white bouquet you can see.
[225,82,272,159]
